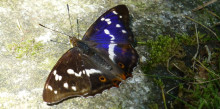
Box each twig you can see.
[161,85,168,109]
[172,63,185,73]
[167,93,195,109]
[16,19,24,35]
[204,45,211,63]
[206,10,220,20]
[190,77,220,84]
[193,24,200,60]
[212,22,220,28]
[166,85,179,94]
[156,79,168,109]
[50,40,69,45]
[184,16,218,39]
[193,59,220,78]
[192,0,217,12]
[192,24,200,70]
[166,56,178,77]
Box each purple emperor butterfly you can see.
[43,5,139,104]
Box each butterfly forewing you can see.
[82,5,138,77]
[83,5,131,42]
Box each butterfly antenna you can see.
[39,23,72,38]
[67,4,74,38]
[77,19,80,39]
[50,39,69,45]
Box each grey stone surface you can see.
[0,0,151,108]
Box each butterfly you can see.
[42,5,139,104]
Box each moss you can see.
[141,28,220,108]
[6,39,43,58]
[146,35,185,67]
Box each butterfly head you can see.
[70,37,79,47]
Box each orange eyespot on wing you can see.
[99,76,107,82]
[112,79,121,87]
[119,73,126,80]
[118,62,125,69]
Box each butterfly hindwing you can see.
[43,48,90,103]
[108,44,138,77]
[43,47,122,104]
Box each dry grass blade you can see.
[184,16,218,39]
[192,0,217,12]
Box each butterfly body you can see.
[43,5,138,104]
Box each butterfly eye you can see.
[118,62,125,69]
[99,76,107,82]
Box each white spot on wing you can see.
[116,24,121,28]
[101,17,105,21]
[104,29,110,35]
[64,82,68,89]
[104,18,111,25]
[67,69,75,74]
[55,73,62,81]
[105,28,117,61]
[82,71,85,74]
[105,18,110,21]
[53,70,57,75]
[48,85,53,91]
[107,21,111,25]
[67,69,82,77]
[75,71,82,77]
[109,35,115,40]
[85,69,101,77]
[108,44,117,61]
[58,75,62,81]
[119,15,122,18]
[72,86,77,91]
[54,90,57,94]
[55,74,59,81]
[122,30,127,33]
[113,11,118,15]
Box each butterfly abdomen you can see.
[75,40,90,54]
